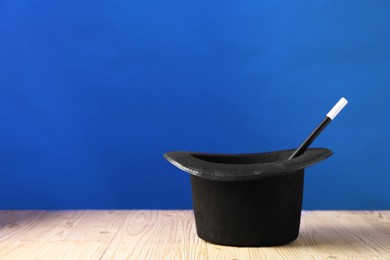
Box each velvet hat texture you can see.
[164,148,332,247]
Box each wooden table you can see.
[0,210,389,259]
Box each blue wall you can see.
[1,0,389,209]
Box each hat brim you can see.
[164,148,332,181]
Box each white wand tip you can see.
[326,97,348,120]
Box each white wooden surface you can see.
[0,210,389,259]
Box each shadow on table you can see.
[0,210,80,232]
[0,211,48,230]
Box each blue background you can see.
[1,0,389,209]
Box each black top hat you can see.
[164,148,332,181]
[164,148,332,247]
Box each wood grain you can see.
[0,211,389,259]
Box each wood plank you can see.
[295,211,390,259]
[0,211,125,260]
[100,210,206,260]
[0,211,389,259]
